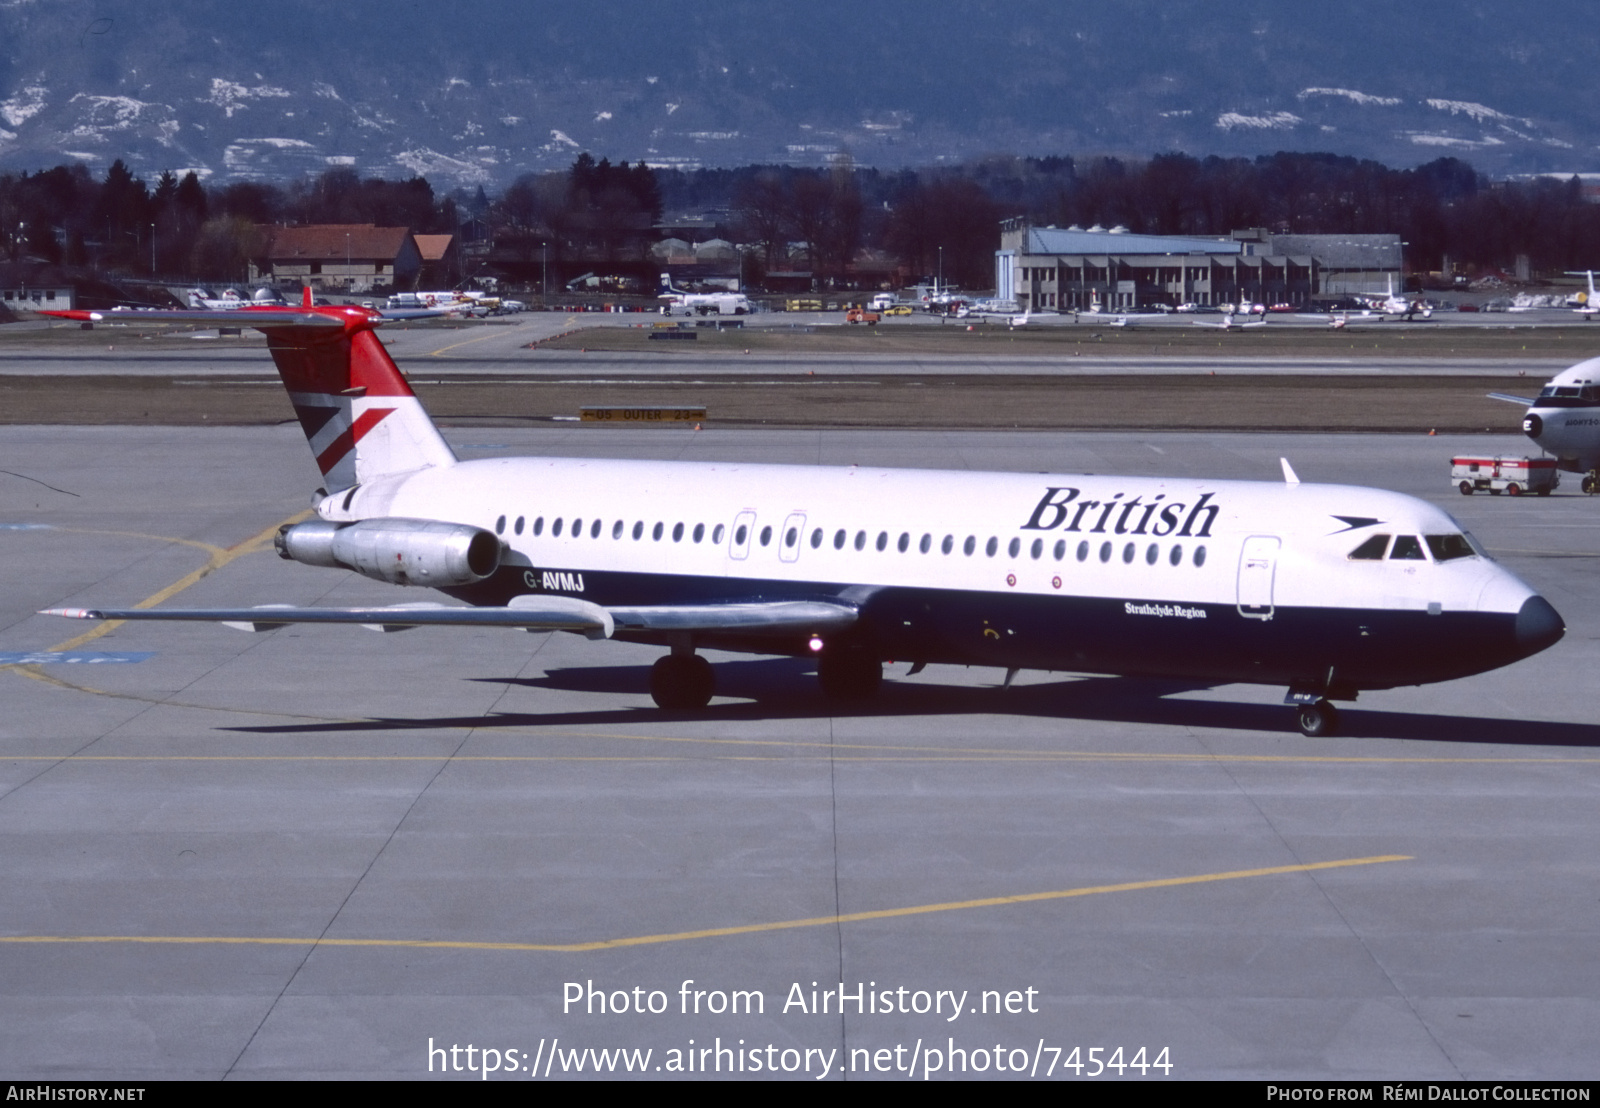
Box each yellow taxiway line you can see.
[0,854,1408,954]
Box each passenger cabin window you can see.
[1390,535,1426,560]
[612,520,624,539]
[553,518,564,537]
[591,520,602,539]
[513,516,524,535]
[1426,534,1475,562]
[1348,534,1390,560]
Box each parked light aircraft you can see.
[1193,308,1266,331]
[39,302,1563,736]
[1566,271,1600,319]
[1490,355,1600,493]
[187,287,286,310]
[658,274,751,316]
[1360,276,1432,320]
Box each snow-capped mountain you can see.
[2,0,1596,183]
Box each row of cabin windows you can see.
[494,514,1207,568]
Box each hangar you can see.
[996,220,1401,310]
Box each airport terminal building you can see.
[996,220,1400,310]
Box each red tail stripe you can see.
[314,407,395,476]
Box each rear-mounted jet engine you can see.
[276,518,502,587]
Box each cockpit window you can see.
[1390,535,1425,560]
[1425,534,1476,562]
[1348,534,1390,560]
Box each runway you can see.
[2,423,1598,1080]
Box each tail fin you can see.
[265,310,456,492]
[39,302,455,492]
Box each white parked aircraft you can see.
[1361,276,1432,320]
[186,287,286,310]
[1566,271,1600,319]
[1193,308,1266,331]
[658,274,751,316]
[1489,355,1600,493]
[41,302,1563,736]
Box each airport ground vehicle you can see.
[845,308,881,325]
[1451,456,1558,496]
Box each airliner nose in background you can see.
[41,301,1563,737]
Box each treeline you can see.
[6,152,1600,289]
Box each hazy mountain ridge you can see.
[2,0,1596,184]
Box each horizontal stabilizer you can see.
[1487,392,1536,407]
[46,308,345,329]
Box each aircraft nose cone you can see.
[1515,595,1564,657]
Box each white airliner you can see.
[40,302,1563,736]
[1489,355,1600,493]
[658,274,751,316]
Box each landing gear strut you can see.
[817,642,883,701]
[650,652,715,709]
[1582,471,1599,496]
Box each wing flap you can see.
[608,600,857,635]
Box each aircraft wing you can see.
[41,598,858,638]
[1487,392,1536,406]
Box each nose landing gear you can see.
[1582,470,1599,495]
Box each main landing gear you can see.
[650,650,715,709]
[1294,699,1340,738]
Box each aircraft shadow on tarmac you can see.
[228,657,1600,747]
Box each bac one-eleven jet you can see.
[41,298,1563,737]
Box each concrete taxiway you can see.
[2,423,1598,1080]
